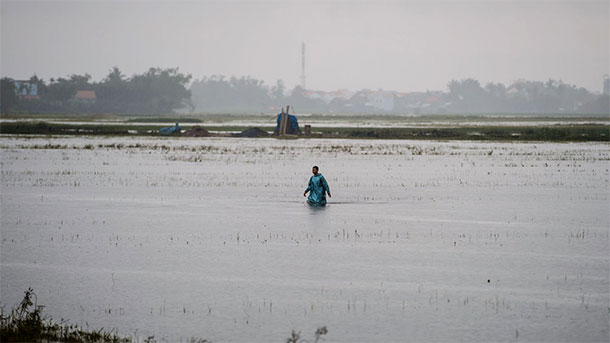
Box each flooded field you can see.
[2,115,609,129]
[1,136,609,342]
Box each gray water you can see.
[1,136,609,342]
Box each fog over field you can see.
[2,0,608,92]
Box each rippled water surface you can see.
[1,136,609,342]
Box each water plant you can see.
[286,326,327,343]
[0,288,130,343]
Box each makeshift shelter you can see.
[275,114,300,134]
[274,106,301,135]
[159,123,181,135]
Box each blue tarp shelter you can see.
[275,114,300,134]
[159,123,181,135]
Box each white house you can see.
[365,91,394,111]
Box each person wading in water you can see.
[303,166,331,206]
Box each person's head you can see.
[312,166,319,175]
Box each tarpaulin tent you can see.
[275,114,300,134]
[159,123,181,135]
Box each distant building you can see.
[506,86,528,99]
[303,89,354,104]
[13,80,40,100]
[74,90,96,103]
[365,91,394,111]
[603,75,609,96]
[394,91,446,114]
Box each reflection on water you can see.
[1,137,608,342]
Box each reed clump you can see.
[0,288,130,343]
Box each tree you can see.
[125,67,192,114]
[96,67,128,112]
[270,79,286,104]
[189,74,271,112]
[1,78,18,114]
[446,78,488,113]
[287,86,325,112]
[45,74,91,104]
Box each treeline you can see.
[1,67,192,115]
[191,76,609,114]
[1,68,608,115]
[189,76,327,113]
[442,78,608,115]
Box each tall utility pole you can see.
[300,42,306,90]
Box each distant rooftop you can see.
[74,90,96,100]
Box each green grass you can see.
[328,125,610,141]
[0,121,181,136]
[126,117,202,123]
[1,120,608,141]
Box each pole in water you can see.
[279,105,290,135]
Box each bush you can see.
[0,288,130,343]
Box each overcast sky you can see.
[1,0,608,92]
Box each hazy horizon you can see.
[1,0,609,93]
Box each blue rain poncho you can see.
[305,173,330,206]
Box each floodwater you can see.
[1,136,609,342]
[2,117,609,128]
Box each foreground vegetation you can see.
[0,120,608,141]
[0,288,130,343]
[1,289,327,343]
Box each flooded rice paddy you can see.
[1,136,609,342]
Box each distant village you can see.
[188,75,610,115]
[2,69,609,115]
[292,76,610,114]
[301,88,445,113]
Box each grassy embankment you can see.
[1,120,608,141]
[2,113,609,141]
